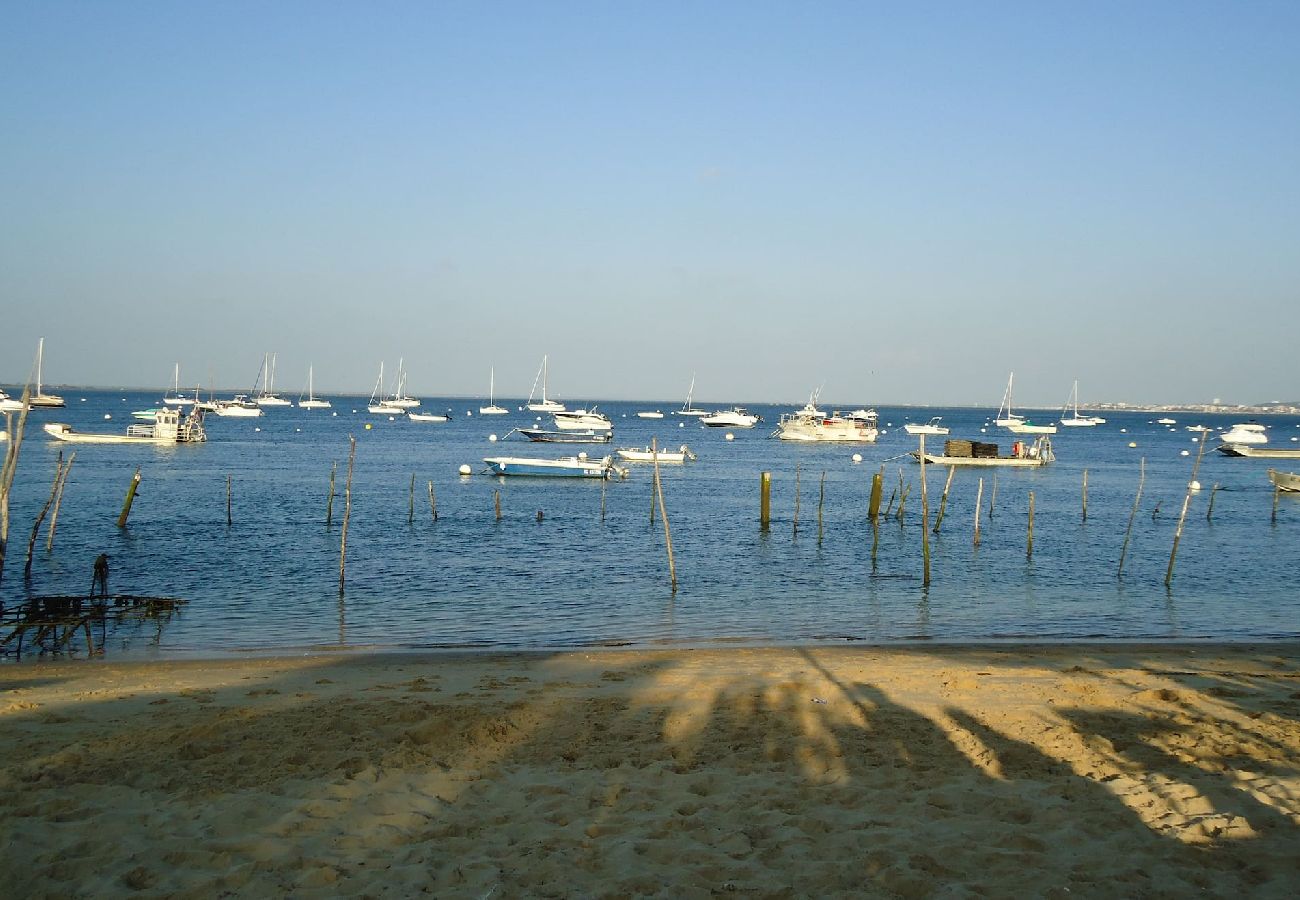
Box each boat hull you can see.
[298,400,332,409]
[1218,444,1300,459]
[914,452,1048,468]
[518,429,611,443]
[1268,469,1300,492]
[483,456,612,478]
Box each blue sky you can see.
[2,1,1297,406]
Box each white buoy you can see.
[1120,428,1127,433]
[80,398,86,402]
[458,464,472,476]
[255,427,261,432]
[679,422,684,428]
[1180,449,1189,456]
[980,427,987,433]
[1128,441,1137,448]
[332,411,338,417]
[295,428,301,433]
[467,410,472,417]
[578,451,588,459]
[725,433,734,441]
[489,434,498,442]
[1190,480,1202,491]
[104,413,111,420]
[852,453,863,463]
[365,423,372,430]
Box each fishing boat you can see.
[673,374,708,417]
[914,435,1054,467]
[479,367,509,415]
[1268,469,1300,492]
[483,453,624,478]
[1219,423,1268,445]
[1217,443,1300,459]
[701,407,761,428]
[636,410,665,419]
[526,355,565,412]
[253,353,292,407]
[408,410,452,423]
[29,338,65,408]
[903,417,949,436]
[1058,380,1104,427]
[553,408,613,431]
[775,404,878,442]
[514,427,611,443]
[616,444,696,463]
[213,394,264,417]
[297,365,331,409]
[44,406,206,444]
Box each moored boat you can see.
[903,417,949,436]
[914,435,1054,467]
[701,407,760,428]
[525,355,565,412]
[213,394,264,417]
[44,407,206,444]
[479,367,509,415]
[483,454,624,478]
[553,408,613,431]
[29,338,65,408]
[408,410,452,423]
[1219,423,1268,445]
[1217,443,1300,459]
[1268,469,1300,492]
[775,404,878,442]
[636,410,665,419]
[515,428,611,443]
[616,444,696,463]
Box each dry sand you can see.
[2,644,1300,898]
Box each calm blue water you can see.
[4,390,1299,655]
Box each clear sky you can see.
[2,1,1297,407]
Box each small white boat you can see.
[903,417,949,436]
[1156,417,1177,425]
[1220,423,1268,444]
[213,394,264,417]
[616,444,696,463]
[1186,425,1211,433]
[253,353,292,407]
[1058,380,1103,427]
[516,427,611,444]
[553,408,613,431]
[483,453,624,478]
[479,367,509,415]
[132,408,163,421]
[0,390,23,413]
[298,365,332,409]
[1268,469,1300,492]
[701,407,761,428]
[1006,420,1058,435]
[161,363,196,406]
[915,435,1054,467]
[636,410,665,419]
[776,405,878,442]
[408,410,452,423]
[44,407,206,444]
[29,338,65,408]
[526,355,565,412]
[673,374,708,417]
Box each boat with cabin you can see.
[213,394,264,417]
[903,417,949,436]
[914,435,1054,468]
[367,363,407,415]
[553,408,613,431]
[253,353,292,407]
[29,338,65,408]
[483,453,625,479]
[298,365,332,409]
[161,363,196,406]
[701,407,761,428]
[1268,469,1300,492]
[44,406,206,444]
[775,404,878,442]
[1219,423,1268,445]
[0,390,23,413]
[1058,380,1104,427]
[616,444,696,463]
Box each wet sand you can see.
[3,644,1299,897]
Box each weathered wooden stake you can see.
[652,438,677,592]
[1118,458,1146,577]
[226,474,232,526]
[495,490,502,521]
[1205,483,1219,522]
[45,451,74,552]
[973,477,984,547]
[933,465,955,534]
[600,475,607,523]
[117,467,142,528]
[1151,500,1162,521]
[868,467,884,522]
[919,435,931,586]
[1166,430,1210,586]
[817,470,826,544]
[793,462,802,538]
[338,436,356,594]
[896,483,910,524]
[649,471,656,526]
[760,471,771,530]
[327,462,337,526]
[0,385,35,587]
[428,480,438,522]
[884,487,897,518]
[1027,490,1035,558]
[25,452,63,577]
[408,473,415,525]
[988,472,998,519]
[1272,485,1281,524]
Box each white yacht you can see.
[213,394,264,417]
[903,417,950,436]
[776,405,878,442]
[1220,423,1268,445]
[701,407,761,428]
[553,408,613,431]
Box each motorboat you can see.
[636,410,665,419]
[1268,469,1300,492]
[1156,417,1177,425]
[515,428,611,443]
[483,454,625,478]
[701,407,760,428]
[914,435,1054,467]
[213,395,264,417]
[775,404,878,442]
[1219,423,1268,445]
[408,410,452,423]
[44,407,206,444]
[1219,444,1300,459]
[903,417,949,436]
[553,408,613,431]
[616,444,696,463]
[0,390,23,413]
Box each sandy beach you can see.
[3,644,1299,898]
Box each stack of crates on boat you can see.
[972,441,999,458]
[943,439,973,458]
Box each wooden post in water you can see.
[117,467,142,528]
[327,462,337,526]
[883,486,897,518]
[1272,484,1281,524]
[896,482,910,524]
[649,469,656,526]
[652,438,677,592]
[1206,483,1219,522]
[46,451,74,552]
[988,472,998,520]
[226,474,232,526]
[338,436,356,594]
[428,480,438,522]
[1026,490,1035,558]
[600,475,607,523]
[919,435,931,586]
[1165,429,1210,587]
[1118,457,1146,577]
[869,468,883,569]
[1082,469,1089,523]
[25,451,63,577]
[817,470,826,544]
[408,473,415,525]
[495,490,502,521]
[760,471,771,530]
[933,465,955,534]
[973,477,984,547]
[793,462,802,538]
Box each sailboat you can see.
[672,373,707,417]
[526,355,565,412]
[254,352,292,407]
[368,362,406,415]
[1058,380,1104,427]
[479,367,509,415]
[161,363,195,406]
[386,358,422,408]
[29,338,65,408]
[298,365,332,409]
[994,372,1056,434]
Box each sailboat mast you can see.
[36,337,44,394]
